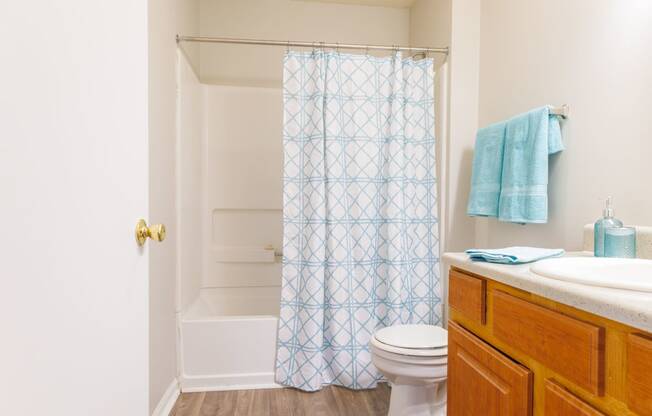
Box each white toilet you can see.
[370,324,448,416]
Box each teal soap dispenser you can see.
[594,197,623,257]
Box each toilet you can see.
[370,324,448,416]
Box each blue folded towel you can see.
[465,247,565,264]
[498,106,564,223]
[467,121,507,217]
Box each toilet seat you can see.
[371,324,448,357]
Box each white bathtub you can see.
[179,286,282,392]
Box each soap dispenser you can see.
[594,197,623,257]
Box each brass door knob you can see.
[135,219,167,246]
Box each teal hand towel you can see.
[467,121,507,217]
[465,247,565,264]
[498,106,564,223]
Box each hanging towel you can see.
[467,121,507,217]
[498,106,564,223]
[465,247,565,264]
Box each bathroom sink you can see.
[530,257,652,292]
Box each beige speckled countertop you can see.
[442,252,652,333]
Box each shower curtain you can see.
[276,50,441,392]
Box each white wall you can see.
[475,0,652,249]
[445,0,481,251]
[198,0,410,86]
[409,0,452,252]
[202,86,283,289]
[148,0,200,412]
[177,53,204,313]
[409,0,451,69]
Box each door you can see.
[448,321,533,416]
[0,1,150,415]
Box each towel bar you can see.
[550,104,569,119]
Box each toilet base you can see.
[387,381,446,416]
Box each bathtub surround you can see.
[276,51,441,391]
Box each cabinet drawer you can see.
[449,268,486,324]
[492,291,605,395]
[448,321,532,416]
[627,333,652,415]
[545,379,605,416]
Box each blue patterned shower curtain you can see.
[276,51,441,392]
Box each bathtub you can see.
[179,286,282,392]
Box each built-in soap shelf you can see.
[210,208,283,264]
[213,245,281,263]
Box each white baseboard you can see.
[152,379,180,416]
[180,372,283,392]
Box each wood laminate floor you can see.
[169,383,390,416]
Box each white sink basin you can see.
[530,257,652,292]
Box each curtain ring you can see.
[286,40,290,54]
[336,42,340,54]
[365,45,370,56]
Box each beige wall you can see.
[475,0,652,250]
[198,0,410,86]
[177,53,203,313]
[409,0,450,68]
[409,0,452,251]
[445,0,481,251]
[148,0,200,412]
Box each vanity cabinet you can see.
[447,267,652,416]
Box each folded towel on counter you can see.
[498,106,564,223]
[465,247,565,264]
[467,121,507,217]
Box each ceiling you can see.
[297,0,417,8]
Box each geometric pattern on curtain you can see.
[276,51,441,391]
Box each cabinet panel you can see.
[448,321,532,416]
[492,290,605,395]
[449,269,486,324]
[545,379,605,416]
[627,333,652,415]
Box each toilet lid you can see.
[374,324,447,350]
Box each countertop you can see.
[442,252,652,333]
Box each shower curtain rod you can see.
[176,35,449,55]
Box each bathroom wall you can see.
[474,0,652,250]
[409,0,451,69]
[444,0,482,251]
[177,53,203,313]
[193,0,414,297]
[148,0,200,411]
[198,0,410,86]
[409,0,453,252]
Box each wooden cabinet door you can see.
[628,333,652,415]
[448,321,533,416]
[545,379,605,416]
